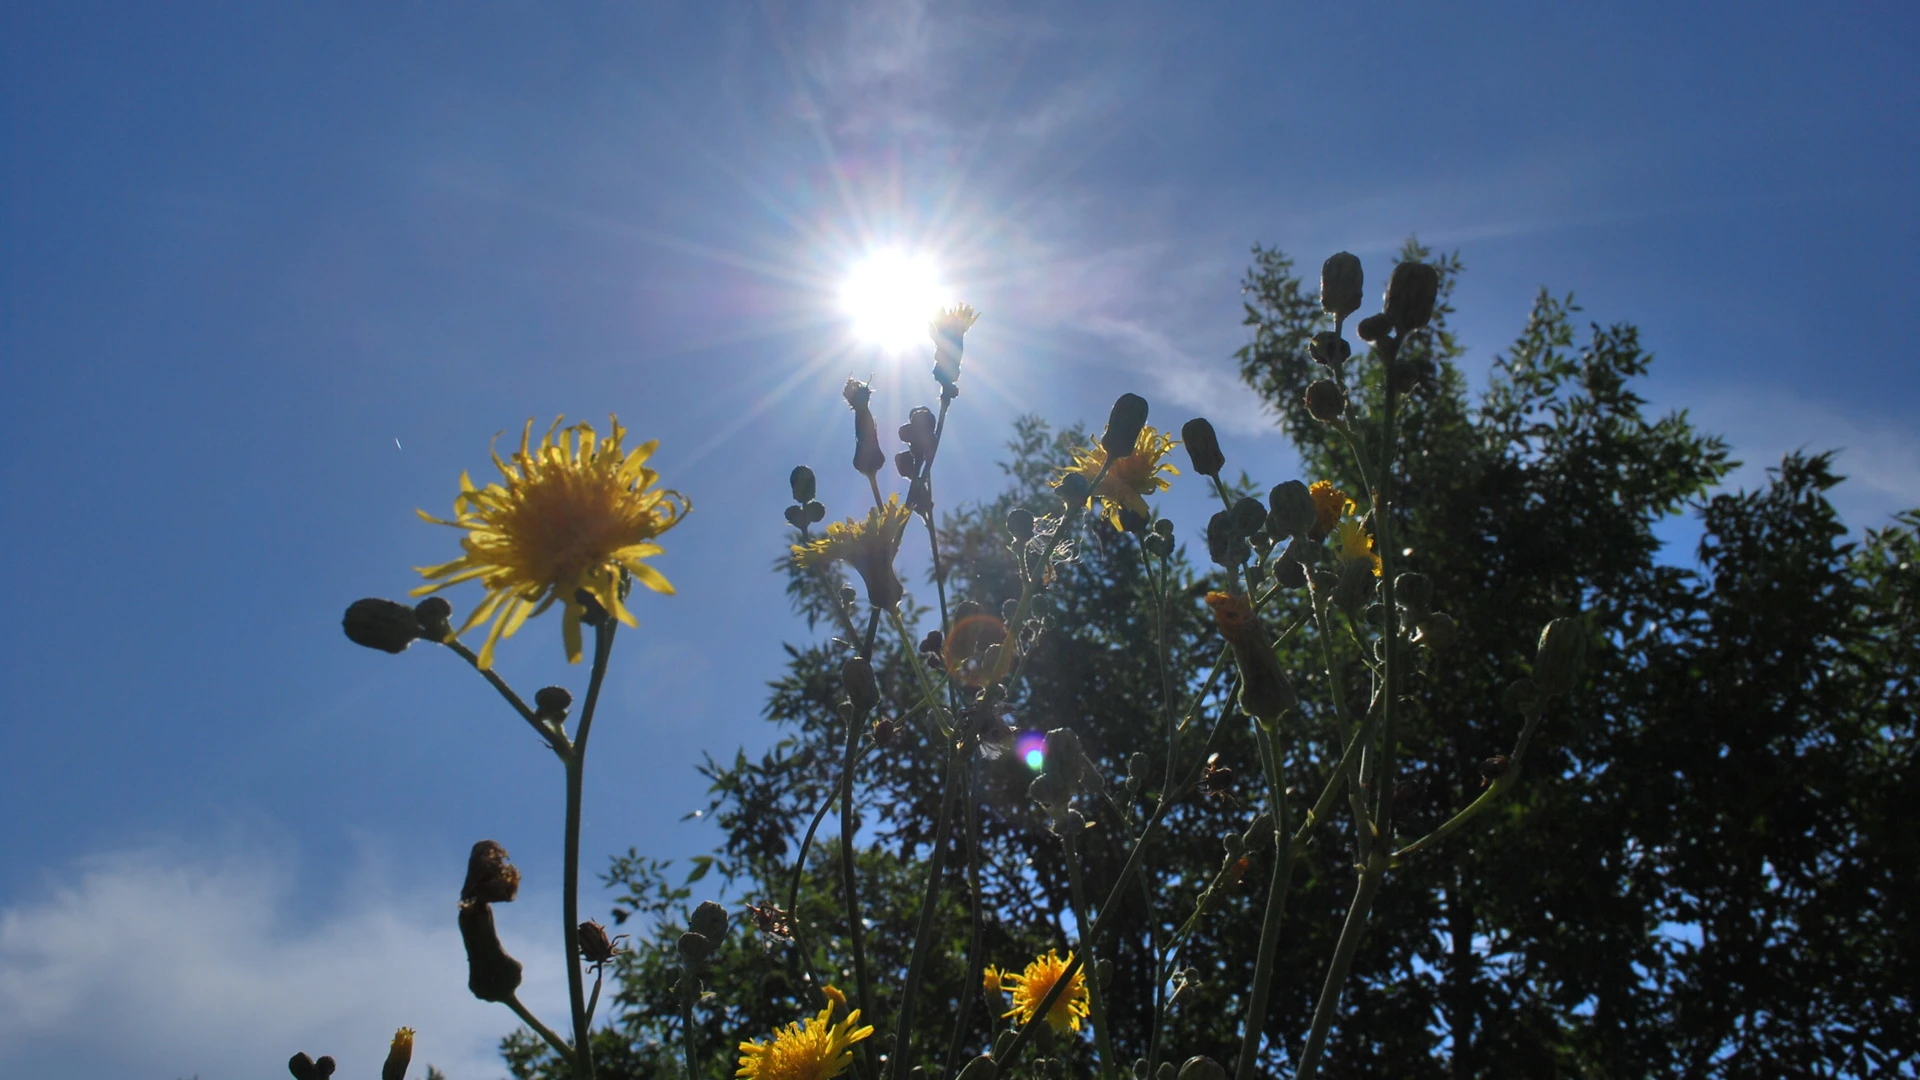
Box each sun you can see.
[841,249,949,353]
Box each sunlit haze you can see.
[840,249,949,353]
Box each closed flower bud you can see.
[841,656,879,714]
[1229,496,1267,538]
[1117,506,1150,535]
[1384,261,1440,333]
[1356,312,1396,344]
[1320,252,1364,318]
[843,378,886,477]
[458,901,523,1002]
[1153,518,1175,537]
[1180,417,1225,478]
[1267,480,1317,541]
[1101,393,1151,459]
[1413,610,1457,652]
[1271,551,1307,589]
[382,1028,414,1080]
[870,716,899,747]
[806,500,827,523]
[1057,472,1092,509]
[534,685,572,717]
[1096,957,1115,987]
[690,899,730,942]
[899,406,937,464]
[895,450,917,478]
[290,1053,333,1080]
[1305,379,1346,422]
[676,930,713,967]
[1006,508,1035,543]
[1534,617,1587,696]
[461,840,521,905]
[1394,572,1433,617]
[1206,512,1248,568]
[343,598,422,654]
[1178,1057,1227,1080]
[789,465,817,504]
[1503,677,1541,715]
[413,596,453,643]
[1308,331,1352,367]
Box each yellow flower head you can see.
[383,1027,415,1080]
[1054,425,1179,531]
[792,496,913,610]
[736,985,874,1080]
[999,949,1090,1035]
[1308,480,1352,542]
[413,416,688,670]
[1333,519,1381,577]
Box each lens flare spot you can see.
[1016,731,1047,772]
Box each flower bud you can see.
[806,500,826,523]
[1229,496,1267,538]
[1413,611,1457,652]
[931,304,979,389]
[1534,617,1587,696]
[1153,518,1175,537]
[1096,957,1115,987]
[579,920,620,964]
[1394,572,1433,617]
[290,1053,330,1080]
[789,465,817,504]
[1205,512,1248,568]
[899,406,937,465]
[1320,251,1364,318]
[1384,261,1440,332]
[461,840,521,905]
[871,716,899,747]
[1117,506,1150,535]
[1356,312,1395,344]
[382,1028,414,1080]
[1057,472,1092,510]
[690,899,730,942]
[841,656,879,714]
[1006,508,1035,543]
[1180,417,1224,478]
[1502,677,1541,716]
[534,685,572,717]
[343,598,422,654]
[1308,331,1352,367]
[895,450,917,479]
[1270,551,1306,589]
[1101,393,1150,459]
[676,930,713,967]
[1305,379,1346,422]
[1267,480,1317,541]
[413,596,453,642]
[458,901,523,1002]
[843,378,886,477]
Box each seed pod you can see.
[1384,261,1440,332]
[789,465,817,504]
[1267,480,1317,541]
[1356,312,1396,344]
[1006,508,1035,543]
[461,840,521,905]
[1180,417,1225,478]
[1534,617,1588,696]
[343,598,422,654]
[1305,379,1346,423]
[843,378,886,477]
[1101,393,1150,459]
[458,902,523,1002]
[841,656,879,714]
[1320,251,1364,318]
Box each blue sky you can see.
[4,3,1915,1077]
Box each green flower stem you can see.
[441,639,565,756]
[836,703,877,1080]
[1296,333,1404,1080]
[889,745,966,1080]
[1063,827,1120,1080]
[1393,707,1547,860]
[941,763,987,1077]
[586,969,602,1027]
[1234,721,1297,1080]
[562,619,615,1080]
[506,993,573,1062]
[1314,605,1375,851]
[678,964,700,1080]
[994,705,1235,1072]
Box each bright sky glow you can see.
[840,249,948,353]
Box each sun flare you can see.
[840,249,949,353]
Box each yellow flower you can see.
[382,1027,414,1080]
[1054,425,1179,531]
[1308,480,1352,542]
[736,985,874,1080]
[1333,519,1381,577]
[413,416,688,670]
[999,949,1090,1035]
[792,496,913,609]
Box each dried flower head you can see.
[413,416,688,669]
[792,497,912,610]
[1054,426,1179,532]
[735,984,873,1080]
[461,840,521,905]
[998,949,1091,1035]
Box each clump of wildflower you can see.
[1307,480,1351,542]
[413,416,688,669]
[792,496,913,610]
[998,949,1091,1035]
[1054,426,1179,532]
[735,985,873,1080]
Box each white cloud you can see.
[0,844,571,1080]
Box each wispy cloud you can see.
[0,843,568,1080]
